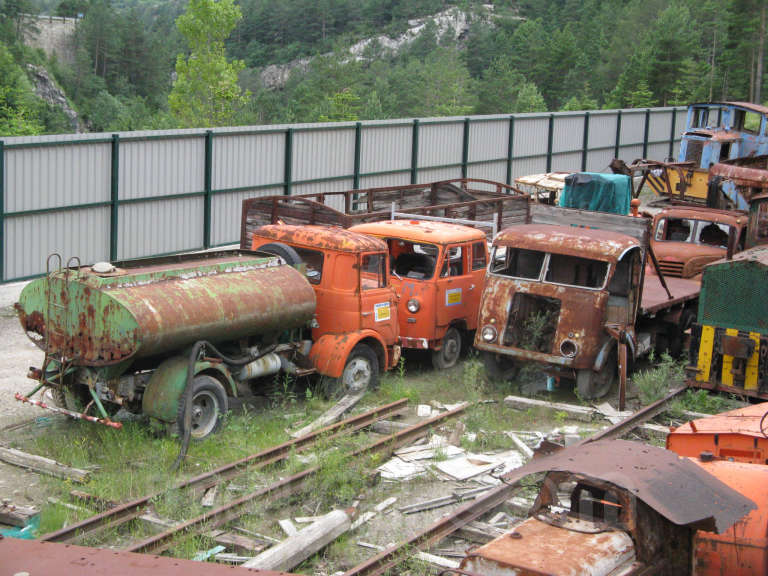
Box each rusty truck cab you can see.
[349,219,488,369]
[250,224,400,392]
[475,224,643,398]
[650,206,747,279]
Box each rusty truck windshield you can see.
[655,218,731,248]
[492,247,609,289]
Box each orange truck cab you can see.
[349,219,488,369]
[250,224,400,393]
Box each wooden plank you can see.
[208,530,267,554]
[243,510,351,571]
[0,447,90,483]
[290,392,364,438]
[503,395,597,422]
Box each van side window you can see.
[472,242,487,270]
[441,246,464,277]
[293,247,323,285]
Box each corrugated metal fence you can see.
[0,106,686,283]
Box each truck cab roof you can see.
[250,224,387,253]
[349,219,486,244]
[493,224,640,263]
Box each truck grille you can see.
[503,293,561,352]
[657,260,684,277]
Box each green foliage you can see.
[633,352,686,405]
[169,0,250,127]
[0,42,43,134]
[669,389,742,416]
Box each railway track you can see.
[342,387,687,576]
[41,398,409,544]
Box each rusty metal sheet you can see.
[503,439,756,534]
[669,402,768,440]
[461,517,636,576]
[711,157,768,189]
[640,274,700,314]
[0,537,294,575]
[495,224,638,263]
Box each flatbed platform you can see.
[641,274,700,315]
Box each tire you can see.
[177,374,228,441]
[576,351,617,399]
[323,344,379,398]
[432,327,462,370]
[257,242,303,268]
[482,351,518,382]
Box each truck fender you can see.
[142,356,236,423]
[309,331,388,379]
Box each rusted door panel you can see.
[436,245,473,331]
[359,253,398,346]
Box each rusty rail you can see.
[125,402,467,555]
[342,389,686,576]
[41,398,409,544]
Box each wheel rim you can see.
[190,390,220,439]
[442,333,460,366]
[341,357,373,393]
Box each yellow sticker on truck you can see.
[445,288,462,307]
[374,302,391,322]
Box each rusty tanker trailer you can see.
[15,250,318,440]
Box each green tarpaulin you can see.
[560,172,631,215]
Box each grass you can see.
[633,352,686,405]
[668,389,743,417]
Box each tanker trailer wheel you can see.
[481,351,518,382]
[177,375,228,441]
[257,242,303,268]
[432,327,462,370]
[576,350,617,399]
[322,344,379,398]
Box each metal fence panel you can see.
[467,161,506,183]
[649,110,673,142]
[552,115,583,154]
[5,208,110,279]
[118,197,203,259]
[211,187,283,247]
[513,116,549,157]
[417,166,462,183]
[292,128,355,181]
[359,172,411,190]
[619,111,646,146]
[587,148,615,172]
[212,132,285,191]
[5,144,110,212]
[360,124,411,175]
[551,151,582,173]
[511,157,547,181]
[468,119,508,163]
[120,138,203,201]
[418,122,463,167]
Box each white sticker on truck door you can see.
[374,302,391,322]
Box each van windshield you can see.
[491,247,609,289]
[390,240,439,280]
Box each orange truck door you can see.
[435,244,474,330]
[359,252,399,346]
[466,241,487,331]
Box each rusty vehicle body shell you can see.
[249,224,400,377]
[348,219,487,354]
[240,178,530,247]
[649,205,748,278]
[458,439,755,576]
[473,202,700,398]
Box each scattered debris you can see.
[370,420,411,434]
[416,405,433,418]
[456,520,506,544]
[506,432,534,459]
[193,545,226,562]
[0,446,90,483]
[243,509,352,571]
[290,392,365,438]
[200,485,218,507]
[377,458,426,481]
[356,541,459,570]
[350,511,377,530]
[374,497,397,512]
[208,529,267,554]
[398,487,489,515]
[0,501,38,527]
[278,518,298,537]
[213,552,252,564]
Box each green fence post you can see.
[0,140,4,282]
[462,117,470,179]
[642,108,651,159]
[668,108,677,160]
[410,119,420,184]
[581,112,590,172]
[203,130,213,249]
[110,134,119,261]
[284,128,293,196]
[506,115,515,185]
[614,110,622,159]
[353,122,362,190]
[546,114,555,173]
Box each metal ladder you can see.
[41,254,80,393]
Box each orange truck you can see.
[348,220,488,368]
[249,224,400,394]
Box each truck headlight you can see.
[481,325,497,343]
[407,298,420,313]
[560,339,578,358]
